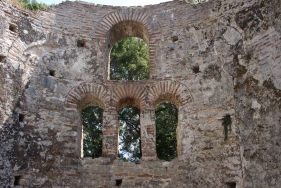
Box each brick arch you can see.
[148,81,193,107]
[95,9,161,79]
[65,83,110,110]
[112,84,146,111]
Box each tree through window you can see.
[81,106,103,158]
[110,37,149,80]
[156,102,178,161]
[118,106,142,162]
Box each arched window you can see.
[155,102,178,161]
[110,37,149,80]
[81,106,103,158]
[118,106,141,162]
[106,20,150,80]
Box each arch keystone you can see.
[148,81,193,107]
[112,84,146,110]
[65,83,110,110]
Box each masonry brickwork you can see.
[0,0,280,187]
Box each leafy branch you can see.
[221,114,232,141]
[19,0,49,11]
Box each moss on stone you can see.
[234,76,259,93]
[263,79,281,99]
[232,55,247,78]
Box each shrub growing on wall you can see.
[19,0,49,11]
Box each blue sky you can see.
[40,0,171,6]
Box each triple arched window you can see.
[81,102,178,161]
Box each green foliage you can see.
[222,114,232,141]
[117,103,179,162]
[81,106,103,158]
[19,0,49,11]
[118,106,141,162]
[110,37,149,80]
[156,102,178,161]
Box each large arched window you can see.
[106,20,150,80]
[118,106,142,162]
[155,102,178,161]
[110,37,149,80]
[81,106,103,158]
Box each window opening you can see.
[115,179,122,186]
[19,114,24,123]
[9,23,17,32]
[171,36,178,42]
[110,37,149,80]
[49,70,55,76]
[0,55,6,63]
[193,66,200,74]
[118,106,141,162]
[77,39,85,47]
[226,182,236,188]
[81,106,103,158]
[14,176,21,186]
[155,102,178,161]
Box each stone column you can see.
[140,109,157,160]
[102,110,118,157]
[177,106,183,156]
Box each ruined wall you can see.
[0,0,280,187]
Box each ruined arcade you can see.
[0,0,281,187]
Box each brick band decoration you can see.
[112,84,146,111]
[8,38,27,64]
[148,80,193,107]
[65,81,193,111]
[65,83,110,110]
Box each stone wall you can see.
[0,0,280,187]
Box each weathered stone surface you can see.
[0,0,280,187]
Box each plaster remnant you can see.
[223,27,242,45]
